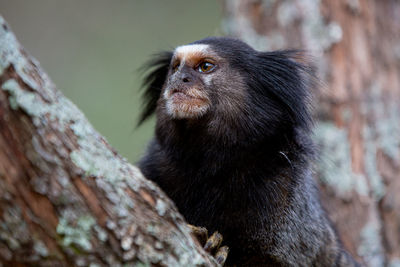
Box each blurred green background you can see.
[0,0,222,163]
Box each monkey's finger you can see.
[215,246,229,266]
[204,231,223,253]
[188,224,208,245]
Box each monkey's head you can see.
[139,37,313,145]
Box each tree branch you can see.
[0,16,216,267]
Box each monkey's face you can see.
[161,44,242,120]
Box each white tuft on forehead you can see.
[174,44,210,56]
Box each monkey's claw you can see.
[204,231,223,253]
[188,224,229,266]
[215,245,229,265]
[188,224,208,245]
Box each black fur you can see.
[138,37,359,266]
[138,51,173,125]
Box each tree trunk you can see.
[0,16,216,267]
[221,0,400,266]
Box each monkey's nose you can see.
[177,70,196,85]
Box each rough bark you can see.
[221,0,400,266]
[0,16,217,267]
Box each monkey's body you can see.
[138,37,359,266]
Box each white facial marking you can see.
[174,44,210,57]
[203,74,213,86]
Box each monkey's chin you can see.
[165,93,210,119]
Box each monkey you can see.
[137,37,360,266]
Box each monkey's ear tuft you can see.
[137,51,173,126]
[254,50,316,131]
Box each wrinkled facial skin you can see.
[161,44,245,120]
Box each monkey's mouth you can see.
[169,88,208,102]
[165,88,210,119]
[170,89,194,100]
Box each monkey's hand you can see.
[188,224,229,266]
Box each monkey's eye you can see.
[197,62,215,73]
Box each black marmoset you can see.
[138,37,359,267]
